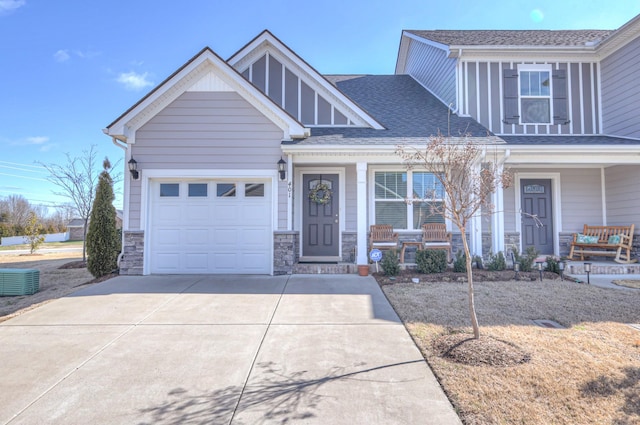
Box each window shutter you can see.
[502,69,519,124]
[552,69,569,125]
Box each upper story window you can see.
[519,70,551,123]
[503,65,568,126]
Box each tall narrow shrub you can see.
[86,159,119,278]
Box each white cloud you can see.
[116,71,154,91]
[54,49,70,62]
[0,0,25,14]
[26,136,49,145]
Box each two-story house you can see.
[105,15,640,276]
[397,14,640,259]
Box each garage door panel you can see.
[185,229,209,246]
[156,229,181,246]
[186,205,210,222]
[150,179,272,274]
[213,229,238,245]
[156,205,181,222]
[185,253,208,271]
[154,253,181,272]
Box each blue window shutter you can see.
[552,69,569,125]
[502,69,519,124]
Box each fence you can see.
[0,231,70,246]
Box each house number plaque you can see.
[524,184,545,194]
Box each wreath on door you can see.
[309,182,332,205]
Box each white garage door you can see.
[149,179,272,274]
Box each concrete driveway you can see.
[0,274,460,425]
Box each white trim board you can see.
[294,167,346,260]
[514,172,562,256]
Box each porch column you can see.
[492,164,505,254]
[470,162,483,257]
[356,162,368,265]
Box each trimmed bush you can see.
[545,256,560,273]
[512,246,539,272]
[453,251,467,273]
[487,251,507,271]
[381,250,400,276]
[416,249,447,274]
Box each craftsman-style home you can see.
[105,14,640,275]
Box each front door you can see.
[521,179,554,255]
[302,174,339,258]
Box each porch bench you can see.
[368,224,399,252]
[421,223,452,262]
[568,224,637,264]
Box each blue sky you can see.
[1,0,639,213]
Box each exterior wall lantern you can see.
[277,157,287,181]
[128,158,139,180]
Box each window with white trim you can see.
[519,69,551,123]
[374,171,444,230]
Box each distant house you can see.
[104,14,640,276]
[67,210,123,241]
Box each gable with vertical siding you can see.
[601,36,640,138]
[401,37,457,110]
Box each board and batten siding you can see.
[241,53,353,127]
[601,36,640,138]
[459,61,600,136]
[128,91,285,229]
[403,39,457,110]
[605,165,640,228]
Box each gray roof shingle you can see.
[500,135,640,145]
[291,75,489,145]
[405,29,614,47]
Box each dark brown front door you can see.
[302,174,339,257]
[521,179,554,255]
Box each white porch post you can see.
[286,153,293,231]
[356,162,368,265]
[492,164,505,254]
[470,162,483,257]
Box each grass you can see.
[381,279,640,425]
[0,240,83,251]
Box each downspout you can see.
[109,135,127,267]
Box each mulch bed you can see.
[374,268,561,285]
[433,332,531,367]
[58,260,118,285]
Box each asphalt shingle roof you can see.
[500,135,640,145]
[290,75,489,145]
[405,29,614,47]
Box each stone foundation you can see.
[273,231,299,275]
[119,230,144,275]
[341,232,357,263]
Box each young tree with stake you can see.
[397,134,512,339]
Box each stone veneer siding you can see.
[119,230,144,275]
[342,232,357,263]
[274,231,299,275]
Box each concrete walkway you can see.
[0,274,460,425]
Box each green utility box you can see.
[0,269,40,296]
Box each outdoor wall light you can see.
[277,157,287,181]
[128,158,139,180]
[584,262,592,285]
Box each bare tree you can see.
[397,134,512,339]
[2,195,33,230]
[39,145,108,261]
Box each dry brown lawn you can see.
[0,251,95,321]
[381,278,640,425]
